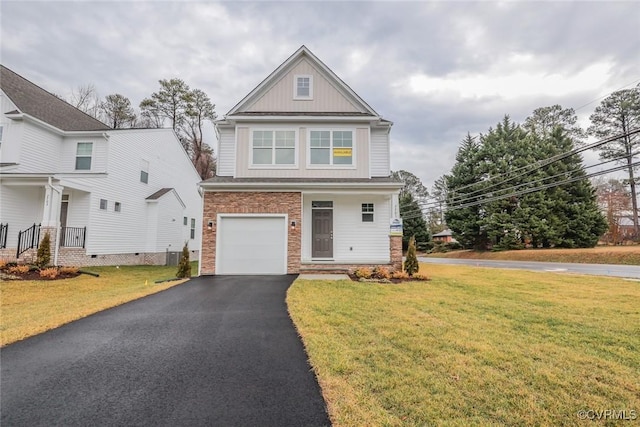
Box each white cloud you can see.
[397,60,613,102]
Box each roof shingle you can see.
[0,65,110,132]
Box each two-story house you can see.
[0,65,202,266]
[200,46,403,275]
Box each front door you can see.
[312,209,333,258]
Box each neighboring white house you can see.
[200,46,403,275]
[0,65,202,266]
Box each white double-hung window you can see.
[294,75,313,99]
[252,130,296,166]
[309,129,354,167]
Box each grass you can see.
[288,264,640,426]
[424,245,640,265]
[1,263,197,346]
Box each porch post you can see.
[389,191,403,271]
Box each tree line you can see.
[393,86,639,250]
[65,80,217,180]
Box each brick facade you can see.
[390,235,403,271]
[201,191,302,274]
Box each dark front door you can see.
[312,209,333,258]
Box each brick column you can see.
[390,235,403,271]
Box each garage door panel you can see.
[218,216,287,274]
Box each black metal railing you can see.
[60,226,86,248]
[0,223,7,249]
[16,223,40,258]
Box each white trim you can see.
[225,115,378,122]
[306,127,356,170]
[215,213,288,275]
[293,74,313,100]
[248,127,299,169]
[367,126,372,179]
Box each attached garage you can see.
[216,215,288,274]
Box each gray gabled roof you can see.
[146,188,174,200]
[0,65,110,132]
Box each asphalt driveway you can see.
[1,275,331,427]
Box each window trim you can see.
[362,203,374,222]
[190,218,196,240]
[249,128,299,169]
[293,74,313,100]
[75,142,93,171]
[306,127,356,169]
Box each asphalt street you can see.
[419,257,640,279]
[1,275,331,427]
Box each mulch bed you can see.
[0,267,81,281]
[346,273,428,283]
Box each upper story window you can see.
[0,125,4,147]
[140,159,149,184]
[252,130,296,166]
[75,142,93,170]
[294,75,313,100]
[309,130,354,167]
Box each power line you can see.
[399,160,640,221]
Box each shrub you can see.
[372,266,391,280]
[444,241,463,251]
[176,242,191,278]
[0,259,7,269]
[418,241,434,252]
[353,267,372,279]
[59,266,79,275]
[39,267,59,279]
[391,270,409,280]
[8,265,30,274]
[37,231,51,268]
[412,273,430,281]
[404,235,419,276]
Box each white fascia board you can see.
[225,115,379,122]
[200,181,403,191]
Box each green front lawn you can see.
[288,264,640,426]
[1,263,196,346]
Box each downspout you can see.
[48,176,63,266]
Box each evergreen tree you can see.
[176,243,191,278]
[399,192,431,251]
[100,94,136,128]
[37,231,51,268]
[404,235,419,276]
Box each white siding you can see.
[301,194,391,263]
[154,193,186,253]
[82,129,202,255]
[17,123,62,173]
[0,185,45,247]
[65,189,90,228]
[235,124,370,178]
[246,58,362,113]
[370,128,390,177]
[60,136,108,173]
[217,126,235,176]
[0,91,22,164]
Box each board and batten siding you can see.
[216,126,235,176]
[246,58,362,113]
[0,186,45,247]
[370,128,390,177]
[235,125,370,178]
[83,129,202,255]
[301,194,391,263]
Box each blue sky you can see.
[2,1,638,189]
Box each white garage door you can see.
[217,216,287,274]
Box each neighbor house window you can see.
[183,216,188,226]
[294,75,313,99]
[140,159,149,184]
[362,203,374,222]
[114,202,121,212]
[76,142,93,170]
[190,218,196,239]
[309,130,353,166]
[252,130,295,166]
[99,199,107,210]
